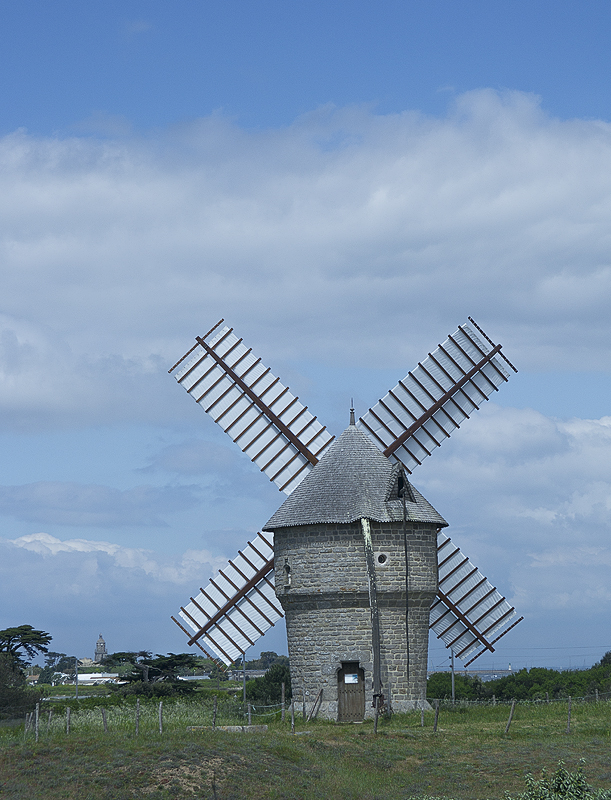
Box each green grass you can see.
[1,699,610,799]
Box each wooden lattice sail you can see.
[169,320,334,496]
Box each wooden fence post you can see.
[248,703,252,726]
[566,696,572,734]
[306,689,323,722]
[35,703,39,743]
[281,682,285,722]
[504,700,516,734]
[102,708,108,733]
[136,698,140,736]
[433,700,439,733]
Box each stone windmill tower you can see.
[264,418,447,717]
[169,318,523,720]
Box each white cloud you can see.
[413,404,611,617]
[7,532,227,584]
[2,90,611,429]
[0,532,264,657]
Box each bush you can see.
[245,663,291,705]
[0,654,43,719]
[113,680,197,698]
[426,671,485,700]
[505,762,611,800]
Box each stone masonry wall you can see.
[273,520,438,719]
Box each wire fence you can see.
[429,688,611,707]
[2,690,611,742]
[3,696,286,742]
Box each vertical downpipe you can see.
[400,482,410,691]
[362,518,382,701]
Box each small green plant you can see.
[505,762,611,800]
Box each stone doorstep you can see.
[186,725,268,733]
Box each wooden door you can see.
[337,662,365,722]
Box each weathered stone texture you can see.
[274,520,438,718]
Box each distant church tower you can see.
[94,634,107,663]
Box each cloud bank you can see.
[414,404,611,623]
[2,90,611,430]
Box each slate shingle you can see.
[263,423,448,530]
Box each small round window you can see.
[377,553,389,565]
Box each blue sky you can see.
[1,1,611,671]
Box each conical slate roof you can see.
[263,422,447,530]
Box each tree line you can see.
[0,625,292,715]
[427,652,611,701]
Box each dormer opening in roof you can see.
[389,465,416,504]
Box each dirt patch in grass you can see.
[136,756,230,796]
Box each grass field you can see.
[1,698,610,799]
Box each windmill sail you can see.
[357,319,517,474]
[170,321,333,496]
[170,318,522,666]
[172,533,282,665]
[430,532,523,664]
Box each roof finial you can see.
[349,399,355,426]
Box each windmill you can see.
[169,318,523,718]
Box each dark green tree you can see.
[103,652,200,696]
[245,651,289,670]
[427,671,485,700]
[44,652,78,673]
[0,626,52,668]
[597,651,611,667]
[101,651,152,679]
[246,663,291,705]
[36,665,56,685]
[0,654,43,718]
[110,653,201,698]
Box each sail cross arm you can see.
[383,345,501,458]
[171,325,334,495]
[358,321,514,474]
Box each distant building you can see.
[94,634,107,663]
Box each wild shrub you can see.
[505,762,611,800]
